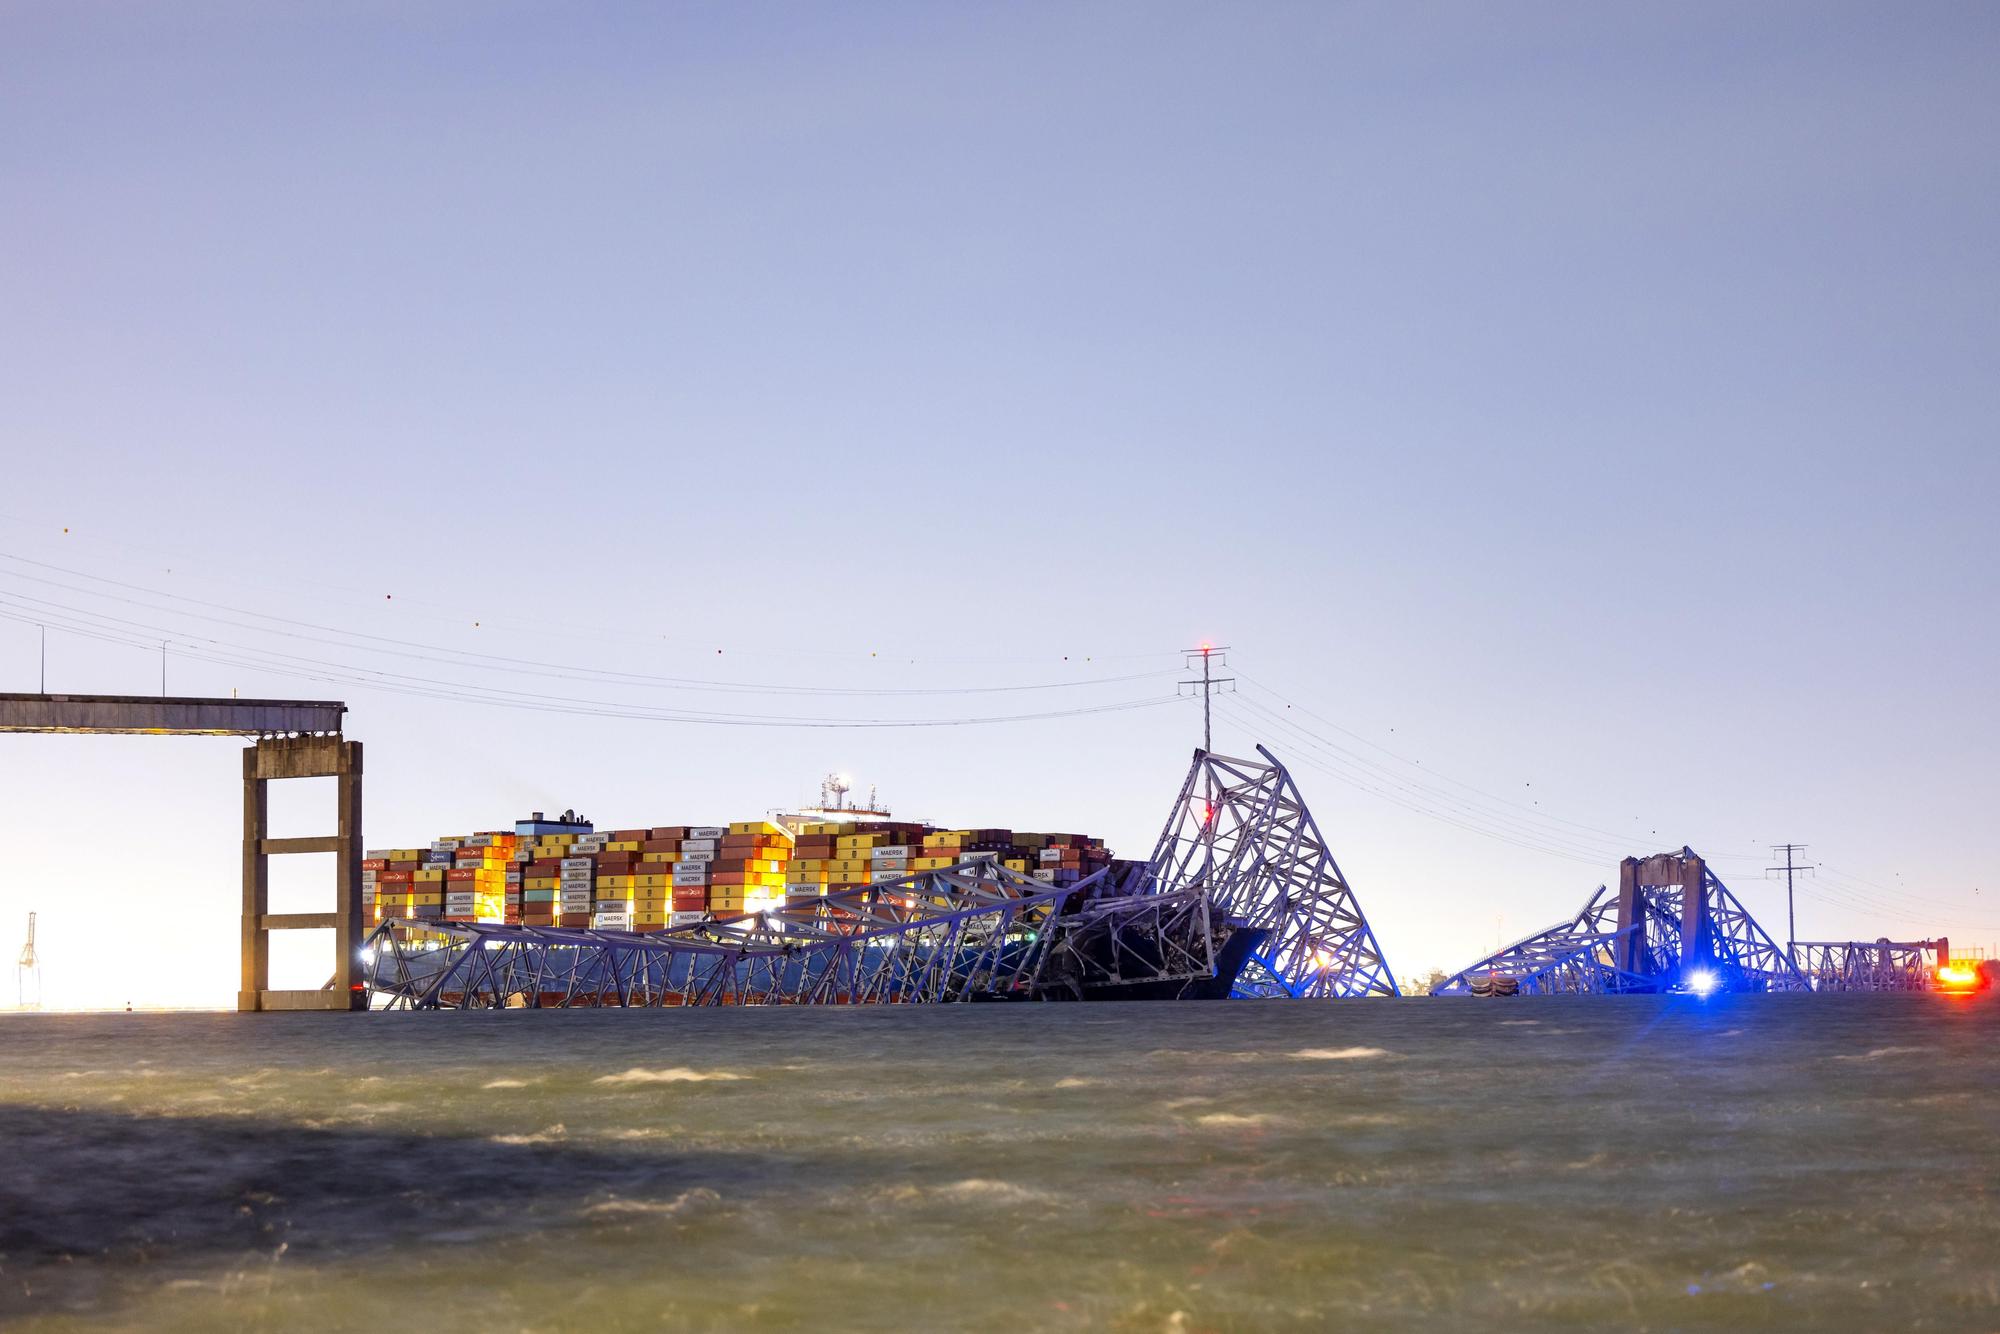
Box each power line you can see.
[0,608,1191,730]
[1236,672,1695,851]
[0,550,1181,685]
[1223,667,1999,937]
[0,578,1180,704]
[1222,693,1642,862]
[1213,697,1610,866]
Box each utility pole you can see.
[1178,644,1235,754]
[1767,843,1813,964]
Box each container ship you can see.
[360,750,1402,1007]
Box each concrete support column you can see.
[1680,852,1706,971]
[237,735,365,1013]
[1613,858,1644,976]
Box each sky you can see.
[2,2,1996,1008]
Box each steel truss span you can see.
[1432,848,1810,996]
[1145,746,1398,998]
[366,864,1078,1008]
[363,745,1404,1007]
[1792,939,1951,992]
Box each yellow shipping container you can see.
[414,868,445,883]
[1004,858,1029,872]
[915,856,952,870]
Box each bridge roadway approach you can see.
[0,693,361,1012]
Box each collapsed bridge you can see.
[1433,847,1965,995]
[363,746,1402,1008]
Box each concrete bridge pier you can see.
[240,735,364,1012]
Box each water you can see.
[1,994,1994,1331]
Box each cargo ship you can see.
[360,747,1407,1007]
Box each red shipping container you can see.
[671,887,708,911]
[379,870,413,884]
[362,858,387,872]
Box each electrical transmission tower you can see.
[1767,843,1812,963]
[16,912,39,1011]
[1178,644,1235,753]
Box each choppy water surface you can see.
[0,994,1994,1331]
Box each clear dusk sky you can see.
[3,2,1996,1007]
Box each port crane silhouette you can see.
[16,911,39,1010]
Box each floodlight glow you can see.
[1685,968,1718,996]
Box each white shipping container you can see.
[687,826,726,839]
[959,851,998,864]
[464,834,493,848]
[667,911,705,927]
[679,848,716,863]
[871,845,912,859]
[680,839,718,854]
[560,857,596,871]
[431,838,462,852]
[870,870,907,883]
[672,872,711,887]
[1038,848,1062,864]
[1033,869,1058,882]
